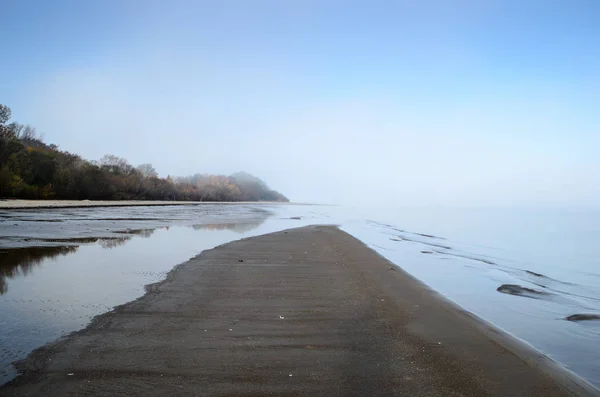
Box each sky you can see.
[1,0,599,208]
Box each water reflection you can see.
[36,237,131,247]
[97,238,131,249]
[0,246,78,294]
[117,228,158,238]
[0,235,146,294]
[191,222,264,233]
[0,204,281,386]
[1,205,600,389]
[0,220,266,296]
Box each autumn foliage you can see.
[0,104,288,202]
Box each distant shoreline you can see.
[0,199,290,210]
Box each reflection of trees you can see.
[192,222,263,234]
[0,246,78,295]
[0,227,155,293]
[126,229,156,238]
[97,228,155,248]
[97,237,130,249]
[42,236,134,249]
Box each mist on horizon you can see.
[2,1,598,209]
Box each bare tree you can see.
[0,104,11,125]
[7,122,24,138]
[0,105,11,139]
[21,125,39,140]
[100,154,134,174]
[136,163,158,178]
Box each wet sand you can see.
[0,200,287,209]
[2,226,598,396]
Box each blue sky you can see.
[1,1,599,207]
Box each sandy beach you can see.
[2,226,597,396]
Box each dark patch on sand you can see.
[526,270,545,277]
[497,284,552,299]
[415,233,445,240]
[566,314,600,322]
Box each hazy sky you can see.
[1,1,599,207]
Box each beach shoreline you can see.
[0,199,290,210]
[2,226,598,396]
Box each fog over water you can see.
[2,2,599,209]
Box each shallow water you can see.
[0,204,295,383]
[341,208,600,388]
[0,204,599,388]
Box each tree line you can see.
[0,104,288,202]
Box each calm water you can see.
[341,207,600,388]
[0,204,599,388]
